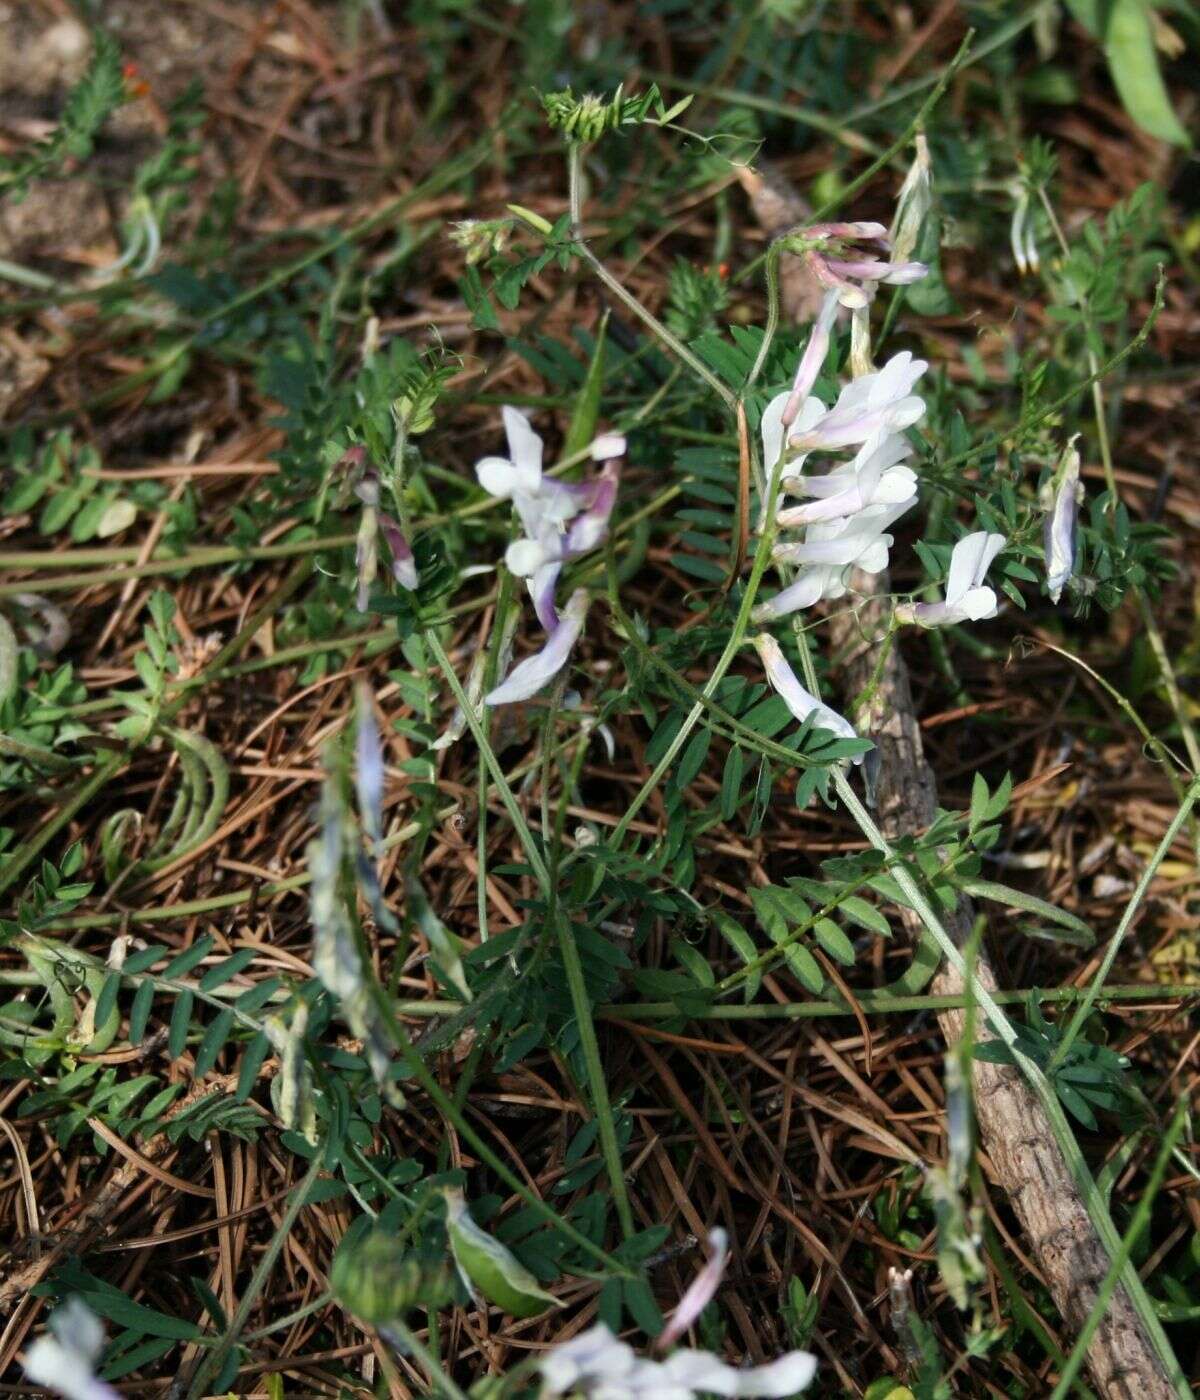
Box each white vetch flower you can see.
[1041,437,1082,604]
[754,634,862,760]
[777,431,917,527]
[758,496,917,621]
[23,1298,122,1400]
[779,290,840,430]
[895,531,1006,628]
[659,1228,729,1349]
[485,589,589,706]
[539,1323,816,1400]
[789,351,927,452]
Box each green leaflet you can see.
[407,876,472,1002]
[562,312,608,463]
[1104,0,1190,145]
[443,1188,562,1319]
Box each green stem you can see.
[1049,777,1200,1073]
[1047,1100,1189,1400]
[424,629,549,888]
[186,1151,324,1399]
[382,1320,471,1400]
[599,982,1196,1021]
[566,143,737,413]
[831,768,1188,1397]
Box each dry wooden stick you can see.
[742,166,1177,1398]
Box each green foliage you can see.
[0,839,91,940]
[0,30,125,198]
[975,996,1139,1130]
[2,429,159,543]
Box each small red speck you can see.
[717,263,730,280]
[122,61,150,97]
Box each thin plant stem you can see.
[567,143,737,413]
[1049,776,1200,1072]
[185,1150,324,1399]
[381,1320,471,1400]
[425,628,550,888]
[425,626,633,1235]
[1047,1099,1189,1400]
[830,766,1188,1396]
[600,982,1197,1021]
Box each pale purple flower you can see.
[539,1323,816,1400]
[378,514,418,590]
[476,404,545,501]
[485,589,589,706]
[659,1229,729,1349]
[753,634,861,759]
[790,221,927,311]
[24,1299,122,1400]
[349,458,419,602]
[758,496,916,620]
[1042,438,1082,604]
[479,410,621,630]
[895,531,1006,628]
[355,690,385,843]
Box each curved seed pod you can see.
[443,1187,562,1319]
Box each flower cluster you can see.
[780,221,926,312]
[475,407,622,704]
[539,1323,816,1400]
[780,219,927,379]
[753,350,927,622]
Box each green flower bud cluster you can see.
[331,1228,453,1324]
[541,83,690,144]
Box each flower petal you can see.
[732,1350,818,1396]
[754,634,860,756]
[591,433,626,461]
[476,455,537,500]
[659,1229,729,1349]
[485,590,589,706]
[946,531,1005,604]
[529,561,562,632]
[502,405,543,479]
[780,291,839,429]
[750,569,830,621]
[378,513,418,590]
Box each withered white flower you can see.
[1041,436,1082,604]
[895,531,1006,628]
[478,409,620,631]
[889,133,933,266]
[539,1322,816,1400]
